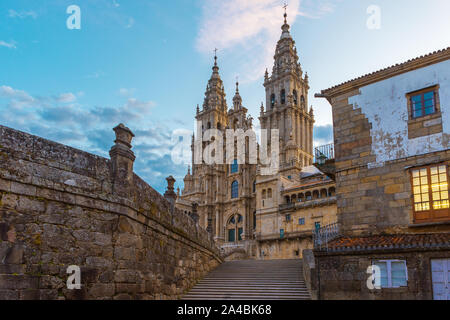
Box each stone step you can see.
[183,259,310,300]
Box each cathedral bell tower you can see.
[259,10,314,168]
[196,53,229,133]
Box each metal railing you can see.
[314,143,335,163]
[313,222,340,250]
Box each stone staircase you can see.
[182,259,311,300]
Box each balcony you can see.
[314,143,336,180]
[279,196,337,212]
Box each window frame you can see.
[231,180,239,199]
[410,164,450,223]
[230,159,239,174]
[372,259,408,289]
[406,85,440,120]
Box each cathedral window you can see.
[268,188,272,198]
[281,89,286,104]
[293,90,298,106]
[231,159,238,173]
[301,95,305,108]
[270,94,275,108]
[231,180,239,199]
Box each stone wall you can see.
[315,248,450,300]
[0,124,221,300]
[331,85,450,235]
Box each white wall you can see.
[349,59,450,165]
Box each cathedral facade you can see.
[176,13,337,259]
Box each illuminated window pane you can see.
[420,169,427,176]
[441,192,449,200]
[421,177,428,184]
[440,174,447,182]
[431,167,438,175]
[412,170,420,178]
[422,193,429,202]
[431,175,439,184]
[413,178,420,186]
[439,166,446,173]
[421,185,429,193]
[442,200,450,209]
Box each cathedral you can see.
[175,11,337,259]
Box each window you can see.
[280,229,285,239]
[262,189,266,199]
[270,94,275,108]
[298,218,305,225]
[286,214,291,223]
[293,90,298,106]
[410,88,437,118]
[268,188,272,198]
[238,228,243,241]
[280,89,286,104]
[314,222,321,231]
[231,159,238,173]
[411,165,449,223]
[228,229,236,242]
[373,260,408,288]
[231,180,239,199]
[253,211,256,230]
[253,181,256,193]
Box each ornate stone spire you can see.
[202,51,227,112]
[232,80,242,110]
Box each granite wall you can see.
[0,124,222,300]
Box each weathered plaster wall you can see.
[348,60,450,165]
[0,125,221,300]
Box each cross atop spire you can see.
[214,48,218,66]
[283,2,288,24]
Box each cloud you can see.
[0,41,17,49]
[56,93,77,103]
[118,88,136,97]
[195,0,337,82]
[8,9,38,19]
[0,85,179,193]
[314,124,333,146]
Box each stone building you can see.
[176,12,337,260]
[310,47,450,300]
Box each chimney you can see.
[164,176,177,206]
[109,124,136,196]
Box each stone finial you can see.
[109,124,136,196]
[164,176,177,207]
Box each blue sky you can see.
[1,0,449,193]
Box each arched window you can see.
[305,192,312,201]
[207,122,211,129]
[217,122,221,130]
[227,214,243,242]
[231,181,239,199]
[281,89,286,104]
[329,187,336,197]
[299,193,305,202]
[300,95,305,108]
[253,181,256,193]
[313,190,320,200]
[262,190,266,199]
[270,94,275,108]
[268,188,273,198]
[285,195,291,204]
[320,189,328,198]
[293,90,298,106]
[231,159,238,173]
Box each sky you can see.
[1,0,449,193]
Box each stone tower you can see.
[259,11,314,168]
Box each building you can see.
[312,48,450,300]
[175,11,337,260]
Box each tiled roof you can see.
[320,47,450,97]
[316,233,450,252]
